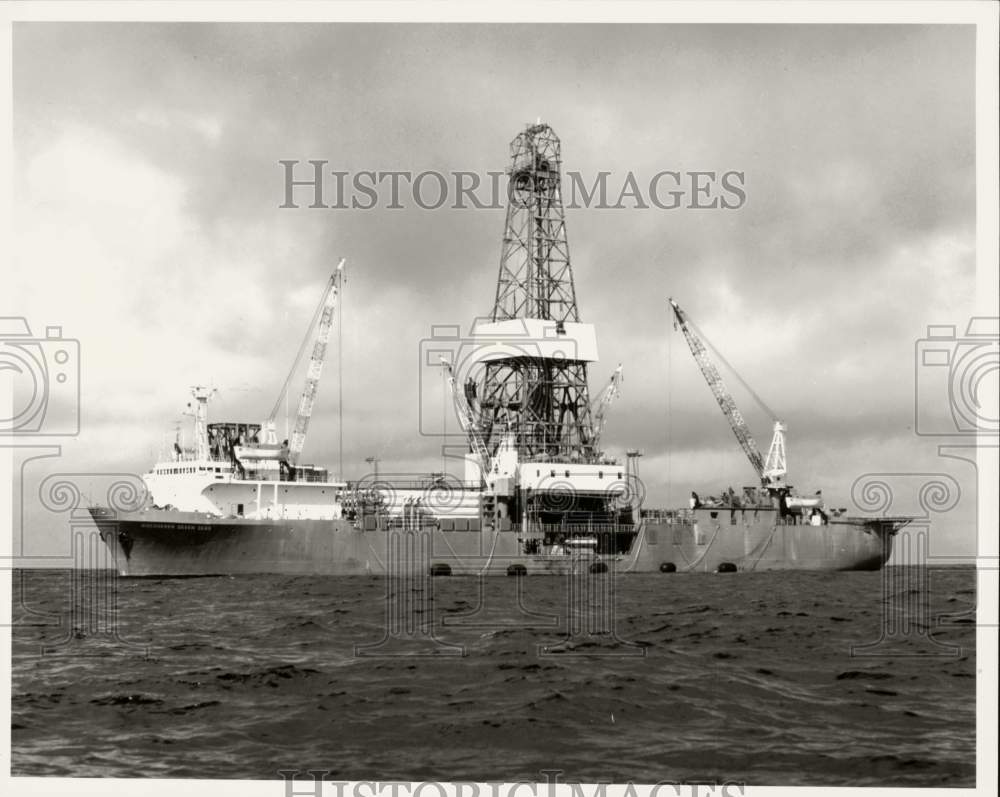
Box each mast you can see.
[479,122,598,462]
[188,386,216,462]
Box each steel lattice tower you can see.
[478,123,597,462]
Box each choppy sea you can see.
[10,567,976,786]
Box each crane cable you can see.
[666,317,672,503]
[267,274,334,422]
[683,315,780,423]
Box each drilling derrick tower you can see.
[478,123,599,463]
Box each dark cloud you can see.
[11,22,981,556]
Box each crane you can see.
[440,358,492,483]
[590,363,623,455]
[263,258,346,466]
[668,298,786,489]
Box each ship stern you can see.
[837,516,911,570]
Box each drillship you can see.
[90,122,909,576]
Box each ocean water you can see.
[10,567,976,786]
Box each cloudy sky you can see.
[7,22,988,559]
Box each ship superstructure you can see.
[141,260,348,521]
[144,387,344,521]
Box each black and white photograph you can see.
[2,3,997,794]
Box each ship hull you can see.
[89,506,900,576]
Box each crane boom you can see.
[440,358,491,482]
[590,363,623,454]
[287,258,346,464]
[668,298,766,481]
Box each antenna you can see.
[338,257,345,480]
